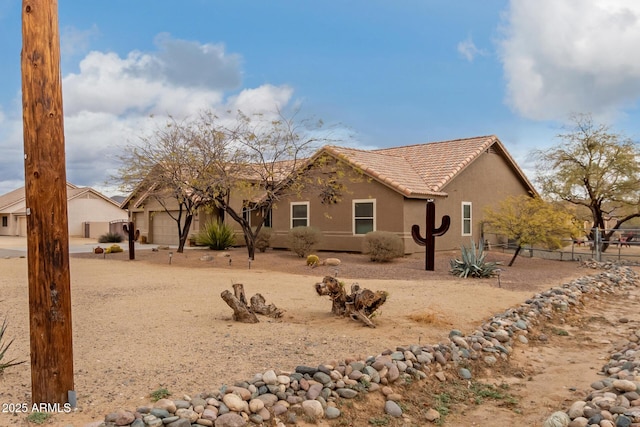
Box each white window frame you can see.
[290,202,309,228]
[353,199,376,235]
[462,202,472,236]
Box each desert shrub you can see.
[196,220,236,250]
[255,227,272,253]
[449,239,501,278]
[306,254,320,267]
[105,244,123,254]
[288,226,322,257]
[363,231,404,262]
[150,387,171,402]
[0,317,25,373]
[98,232,123,243]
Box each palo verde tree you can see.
[533,113,640,252]
[483,195,581,266]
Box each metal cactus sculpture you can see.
[411,200,450,271]
[123,222,137,260]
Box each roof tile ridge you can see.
[326,144,404,158]
[372,135,497,152]
[430,135,497,191]
[324,145,423,197]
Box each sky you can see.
[1,0,640,196]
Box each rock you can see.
[543,411,571,427]
[384,400,402,417]
[166,418,191,427]
[301,400,324,418]
[325,406,341,419]
[612,379,637,392]
[425,408,440,422]
[154,398,177,414]
[335,388,358,399]
[458,368,472,379]
[214,412,247,427]
[222,393,247,412]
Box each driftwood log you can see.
[221,283,283,323]
[315,276,388,328]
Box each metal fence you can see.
[485,228,640,263]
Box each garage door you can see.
[150,211,181,245]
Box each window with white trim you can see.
[290,202,309,228]
[353,199,375,235]
[462,202,472,236]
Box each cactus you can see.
[411,200,450,271]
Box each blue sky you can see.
[1,0,640,196]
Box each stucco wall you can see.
[67,194,127,236]
[269,165,407,252]
[404,149,533,252]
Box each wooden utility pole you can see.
[21,0,74,404]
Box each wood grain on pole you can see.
[21,0,74,404]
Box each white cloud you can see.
[457,37,485,62]
[0,34,295,196]
[499,0,640,121]
[61,25,100,58]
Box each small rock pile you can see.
[544,288,640,425]
[93,264,639,427]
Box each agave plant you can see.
[450,239,502,278]
[0,317,25,373]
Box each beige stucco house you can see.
[0,183,127,237]
[267,135,537,253]
[123,135,537,253]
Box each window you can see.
[263,209,272,228]
[353,199,375,234]
[242,204,251,227]
[1,216,7,227]
[462,202,472,236]
[291,202,309,228]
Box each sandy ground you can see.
[0,242,636,426]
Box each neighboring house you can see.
[0,183,128,237]
[268,135,537,253]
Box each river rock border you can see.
[90,262,640,427]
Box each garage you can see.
[150,211,181,245]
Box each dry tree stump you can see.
[221,283,283,323]
[315,276,388,328]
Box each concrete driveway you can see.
[0,236,158,258]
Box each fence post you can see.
[593,227,601,262]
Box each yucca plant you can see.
[450,239,502,278]
[0,317,25,373]
[196,220,236,250]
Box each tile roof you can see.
[323,135,535,198]
[0,183,121,211]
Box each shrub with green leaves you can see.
[363,231,404,262]
[98,232,123,243]
[450,239,502,278]
[255,227,272,253]
[196,220,236,250]
[0,317,25,373]
[288,226,322,257]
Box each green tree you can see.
[483,195,581,266]
[533,113,640,251]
